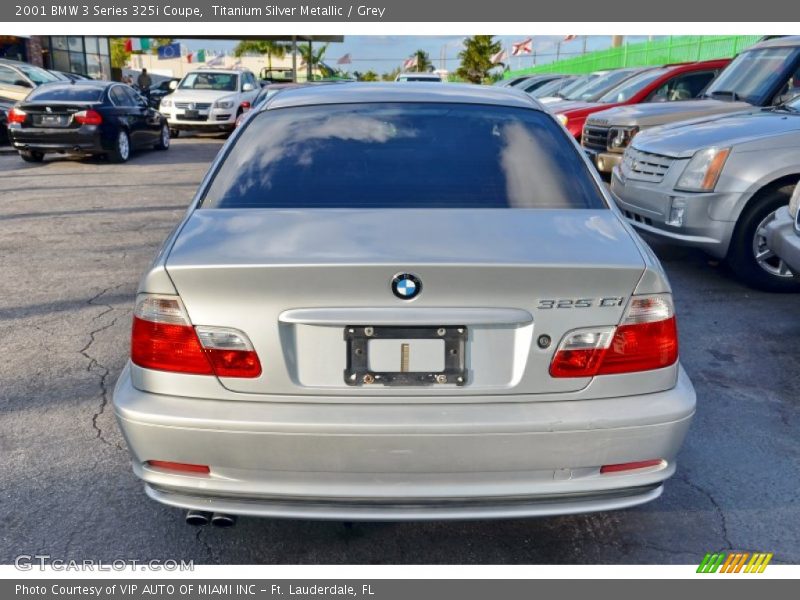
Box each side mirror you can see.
[169,80,178,90]
[242,83,254,92]
[14,79,32,88]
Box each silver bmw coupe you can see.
[113,83,696,524]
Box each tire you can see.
[19,150,44,163]
[154,124,170,150]
[170,128,180,138]
[726,185,800,292]
[108,130,131,163]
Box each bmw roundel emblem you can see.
[391,273,422,300]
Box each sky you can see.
[177,35,656,75]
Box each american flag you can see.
[511,38,533,56]
[402,56,418,70]
[337,53,352,65]
[563,35,578,42]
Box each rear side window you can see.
[27,85,104,102]
[201,102,606,209]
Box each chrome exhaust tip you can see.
[210,513,237,528]
[185,510,211,526]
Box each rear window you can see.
[27,85,104,102]
[201,103,606,209]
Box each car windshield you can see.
[201,103,605,209]
[596,68,667,103]
[17,65,60,85]
[564,70,638,101]
[27,85,104,102]
[529,77,576,98]
[704,46,800,104]
[179,72,238,91]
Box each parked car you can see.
[493,74,540,88]
[113,83,694,524]
[50,70,91,82]
[158,68,259,136]
[395,72,442,82]
[0,96,13,145]
[610,97,800,291]
[554,59,729,141]
[537,73,605,104]
[528,75,579,99]
[505,74,566,94]
[765,182,800,276]
[584,36,800,174]
[7,80,169,163]
[543,68,650,111]
[0,58,61,101]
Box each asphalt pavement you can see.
[0,137,798,565]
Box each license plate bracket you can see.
[344,325,467,387]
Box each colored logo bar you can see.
[697,552,773,573]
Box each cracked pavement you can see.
[0,138,798,565]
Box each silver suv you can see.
[584,37,800,174]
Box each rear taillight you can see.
[131,294,261,378]
[550,294,678,378]
[74,109,103,126]
[8,107,26,124]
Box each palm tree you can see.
[298,43,329,80]
[412,49,434,73]
[456,36,502,84]
[233,40,289,75]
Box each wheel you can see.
[170,128,179,138]
[726,185,800,292]
[154,123,170,150]
[108,130,131,163]
[19,150,44,163]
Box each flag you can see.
[563,35,578,42]
[197,49,206,63]
[140,38,151,51]
[206,53,224,67]
[402,56,418,70]
[131,38,142,52]
[157,42,181,60]
[123,38,133,53]
[337,53,352,65]
[511,38,532,56]
[186,51,193,63]
[490,49,508,64]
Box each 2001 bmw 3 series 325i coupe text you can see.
[113,83,696,522]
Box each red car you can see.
[553,59,731,141]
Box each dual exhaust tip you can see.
[185,510,236,528]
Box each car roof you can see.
[183,69,250,74]
[751,35,800,49]
[397,72,441,77]
[265,82,541,111]
[37,79,114,89]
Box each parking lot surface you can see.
[1,137,798,565]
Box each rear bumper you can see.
[9,125,105,154]
[764,207,800,275]
[113,364,696,520]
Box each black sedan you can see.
[7,80,169,163]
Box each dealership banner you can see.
[4,579,799,599]
[2,0,794,22]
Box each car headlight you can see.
[214,99,234,109]
[675,147,731,192]
[556,113,568,126]
[608,126,639,151]
[160,98,172,108]
[788,182,800,220]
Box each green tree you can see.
[358,70,380,82]
[110,37,173,69]
[233,40,289,74]
[411,49,434,72]
[298,43,330,80]
[382,67,401,81]
[456,35,502,84]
